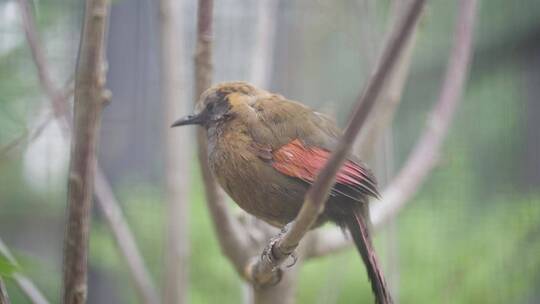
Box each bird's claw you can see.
[286,251,298,268]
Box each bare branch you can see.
[0,277,10,304]
[250,0,279,89]
[356,0,421,160]
[62,0,110,302]
[93,169,160,304]
[159,0,190,303]
[372,0,478,228]
[17,1,158,302]
[0,239,49,304]
[305,0,479,259]
[193,0,253,276]
[0,76,73,160]
[17,0,69,127]
[246,0,427,286]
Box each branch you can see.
[17,1,158,302]
[250,0,279,88]
[194,0,253,276]
[0,78,73,161]
[372,0,478,228]
[159,0,190,303]
[93,169,160,304]
[17,0,69,127]
[0,277,10,304]
[0,239,49,304]
[62,0,110,302]
[245,0,427,286]
[305,0,479,259]
[355,0,421,160]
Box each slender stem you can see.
[16,0,69,128]
[93,169,160,304]
[0,277,10,304]
[193,0,253,276]
[159,0,190,303]
[372,0,478,228]
[356,0,421,161]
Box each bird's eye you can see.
[206,102,215,111]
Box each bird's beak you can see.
[170,112,206,128]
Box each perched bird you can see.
[172,81,392,304]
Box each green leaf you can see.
[0,256,18,278]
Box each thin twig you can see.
[0,277,10,304]
[372,0,478,228]
[159,0,190,303]
[305,0,479,259]
[0,239,49,304]
[17,0,68,128]
[17,1,158,302]
[0,75,73,160]
[93,169,160,304]
[356,0,421,161]
[246,0,426,286]
[193,0,253,276]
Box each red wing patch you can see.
[272,139,379,199]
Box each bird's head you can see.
[171,81,261,129]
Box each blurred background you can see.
[1,0,539,303]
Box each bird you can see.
[171,81,392,304]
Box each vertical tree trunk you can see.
[159,0,190,303]
[63,0,110,303]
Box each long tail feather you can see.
[346,205,393,304]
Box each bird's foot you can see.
[278,223,298,268]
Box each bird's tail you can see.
[345,204,393,304]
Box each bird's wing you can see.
[248,95,379,200]
[271,139,379,200]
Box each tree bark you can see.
[159,0,190,303]
[62,0,110,303]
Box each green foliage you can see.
[0,256,18,278]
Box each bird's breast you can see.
[207,129,307,227]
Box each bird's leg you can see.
[266,223,298,267]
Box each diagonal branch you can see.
[355,0,421,161]
[193,0,253,276]
[0,277,11,304]
[245,0,427,286]
[371,0,478,228]
[93,169,160,304]
[17,1,159,302]
[306,0,479,259]
[17,0,69,127]
[0,239,49,304]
